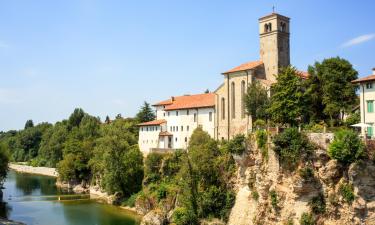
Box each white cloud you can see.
[341,34,375,48]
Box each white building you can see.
[138,93,215,154]
[352,68,375,138]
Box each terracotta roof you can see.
[138,119,166,126]
[159,131,173,136]
[352,74,375,83]
[297,71,309,79]
[153,99,173,106]
[223,60,263,74]
[154,93,215,111]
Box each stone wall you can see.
[306,132,334,150]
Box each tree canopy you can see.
[244,80,269,124]
[136,102,155,123]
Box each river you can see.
[0,170,141,225]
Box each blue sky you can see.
[1,0,374,131]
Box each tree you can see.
[68,108,86,129]
[0,143,9,187]
[24,120,34,129]
[268,66,307,126]
[244,81,269,124]
[328,129,364,164]
[105,115,111,124]
[307,57,358,126]
[136,102,156,123]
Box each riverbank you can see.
[8,163,58,177]
[0,218,25,225]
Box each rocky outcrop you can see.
[0,218,25,225]
[140,210,166,225]
[9,163,57,177]
[228,133,375,225]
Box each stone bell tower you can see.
[259,13,290,82]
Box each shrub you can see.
[339,182,355,204]
[256,130,268,160]
[254,119,266,130]
[309,194,326,214]
[270,190,278,209]
[226,134,246,155]
[123,192,140,207]
[252,190,259,201]
[344,112,360,127]
[273,128,312,169]
[328,129,364,164]
[299,167,314,180]
[172,207,198,225]
[300,212,315,225]
[156,183,168,201]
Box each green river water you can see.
[0,170,141,225]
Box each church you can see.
[138,12,307,154]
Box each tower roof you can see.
[222,60,263,74]
[259,13,290,21]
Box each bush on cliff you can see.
[328,129,364,164]
[0,144,9,187]
[273,128,312,169]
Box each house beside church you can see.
[138,12,309,154]
[352,68,375,138]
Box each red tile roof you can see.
[138,119,166,126]
[352,74,375,83]
[297,71,309,79]
[154,93,215,111]
[223,60,263,74]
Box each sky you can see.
[1,0,375,131]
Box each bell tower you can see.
[259,13,290,82]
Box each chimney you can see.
[373,68,375,75]
[171,96,175,101]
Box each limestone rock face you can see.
[348,161,375,201]
[318,160,342,184]
[140,210,165,225]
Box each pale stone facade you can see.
[215,13,290,140]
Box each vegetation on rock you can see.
[328,129,364,164]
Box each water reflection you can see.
[0,190,12,219]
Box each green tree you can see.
[244,81,269,124]
[24,120,34,129]
[0,143,9,187]
[328,129,364,164]
[268,66,307,126]
[136,102,155,123]
[68,108,86,129]
[307,57,358,126]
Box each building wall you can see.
[359,83,375,136]
[138,124,165,154]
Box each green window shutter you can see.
[367,101,374,113]
[367,126,373,137]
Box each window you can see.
[264,24,269,32]
[187,126,189,131]
[268,23,272,31]
[367,125,373,137]
[170,126,172,132]
[175,137,177,142]
[176,111,178,116]
[209,112,212,122]
[194,113,197,122]
[181,126,183,131]
[163,113,165,117]
[367,83,373,89]
[187,110,189,115]
[146,127,149,131]
[168,112,170,116]
[241,80,246,118]
[280,22,286,32]
[176,126,178,132]
[185,137,187,142]
[231,82,235,119]
[368,100,374,113]
[221,97,225,120]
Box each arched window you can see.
[231,82,235,119]
[264,24,269,32]
[221,97,225,120]
[280,22,286,32]
[241,80,246,118]
[268,23,272,31]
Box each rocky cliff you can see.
[228,133,375,225]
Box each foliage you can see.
[309,194,326,214]
[226,134,246,155]
[135,102,156,123]
[0,144,9,187]
[256,130,268,160]
[172,207,198,225]
[270,190,278,209]
[268,66,307,126]
[345,112,360,127]
[328,129,364,164]
[122,192,140,207]
[252,190,259,201]
[306,57,358,126]
[299,167,314,180]
[273,128,312,169]
[144,153,164,183]
[339,182,355,204]
[253,119,266,130]
[300,212,315,225]
[24,120,34,129]
[244,81,270,123]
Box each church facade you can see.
[214,13,291,140]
